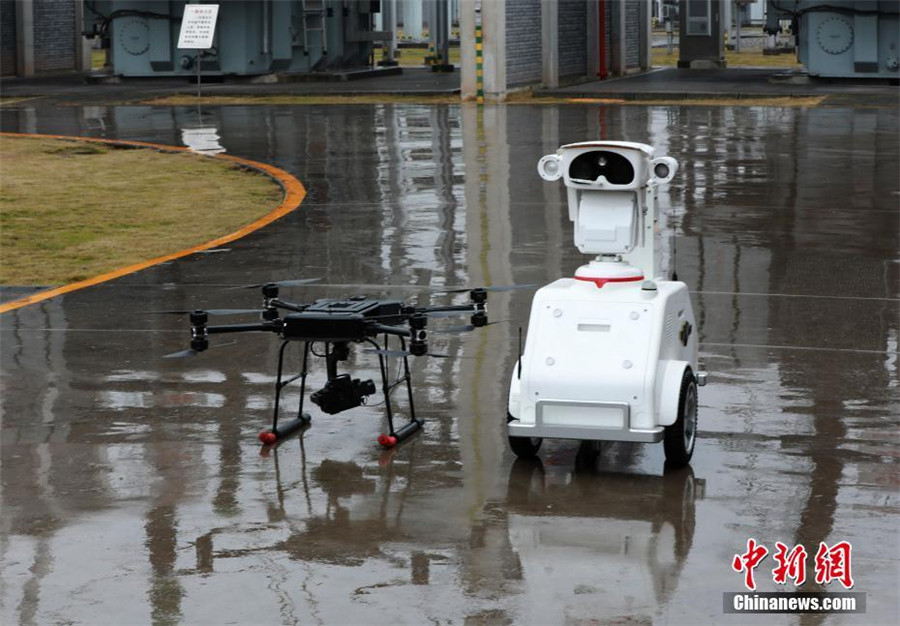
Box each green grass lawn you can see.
[91,48,106,70]
[395,46,461,67]
[652,47,802,69]
[0,136,283,285]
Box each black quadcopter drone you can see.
[161,279,527,448]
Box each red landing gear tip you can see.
[258,431,277,445]
[378,434,398,448]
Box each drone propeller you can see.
[430,283,537,294]
[434,320,509,334]
[421,309,477,318]
[364,348,472,360]
[365,348,409,358]
[234,278,321,290]
[162,340,237,359]
[162,347,203,359]
[152,308,266,317]
[364,308,475,323]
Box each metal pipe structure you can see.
[438,0,450,68]
[383,0,397,64]
[599,0,607,78]
[262,0,270,56]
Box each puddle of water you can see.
[1,103,897,624]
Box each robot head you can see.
[537,141,678,257]
[537,141,677,189]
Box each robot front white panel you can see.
[521,284,656,414]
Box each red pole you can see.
[599,0,607,79]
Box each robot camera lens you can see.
[570,151,634,185]
[537,155,563,181]
[654,163,670,179]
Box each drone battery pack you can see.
[281,299,406,342]
[282,313,371,342]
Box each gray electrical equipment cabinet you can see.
[766,0,899,78]
[678,0,725,68]
[86,0,387,77]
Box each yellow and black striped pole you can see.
[475,1,484,103]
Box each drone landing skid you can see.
[258,335,423,448]
[378,418,424,448]
[258,414,311,446]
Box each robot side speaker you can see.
[508,141,707,467]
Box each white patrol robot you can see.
[507,141,706,467]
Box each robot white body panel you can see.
[509,140,704,465]
[507,278,698,443]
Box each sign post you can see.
[177,4,220,100]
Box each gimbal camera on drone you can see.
[507,141,706,467]
[163,281,520,448]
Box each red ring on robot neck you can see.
[573,275,644,289]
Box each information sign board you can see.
[177,4,219,50]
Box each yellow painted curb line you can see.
[0,132,306,314]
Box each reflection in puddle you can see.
[0,102,897,623]
[503,450,704,621]
[105,369,226,383]
[99,390,226,409]
[181,370,227,384]
[105,369,160,382]
[180,126,225,155]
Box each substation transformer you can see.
[85,0,388,77]
[766,0,899,79]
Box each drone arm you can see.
[206,322,282,335]
[420,301,488,328]
[267,298,308,313]
[419,304,477,315]
[369,323,411,338]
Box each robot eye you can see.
[537,154,563,180]
[569,150,634,185]
[654,162,670,179]
[544,159,559,176]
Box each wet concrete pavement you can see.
[1,103,898,624]
[4,67,898,109]
[0,68,460,105]
[538,68,900,108]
